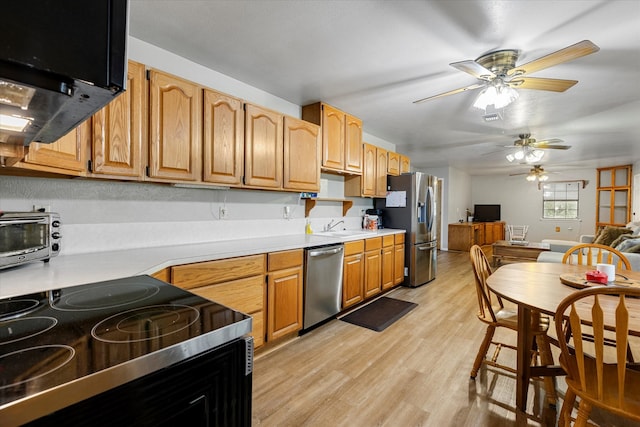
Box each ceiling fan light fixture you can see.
[525,149,545,163]
[526,174,537,182]
[506,153,515,162]
[473,78,519,110]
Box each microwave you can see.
[0,212,61,270]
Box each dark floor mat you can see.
[340,296,417,332]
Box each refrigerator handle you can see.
[427,186,435,231]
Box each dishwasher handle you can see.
[308,246,344,257]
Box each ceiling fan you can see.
[510,165,555,182]
[503,133,570,163]
[413,40,600,106]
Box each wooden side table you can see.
[492,240,551,266]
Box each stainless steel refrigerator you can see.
[375,172,437,287]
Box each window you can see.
[542,182,579,219]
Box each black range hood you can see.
[0,0,128,146]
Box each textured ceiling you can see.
[129,0,640,176]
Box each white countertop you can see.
[0,229,404,298]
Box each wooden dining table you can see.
[486,262,640,412]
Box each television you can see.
[473,204,501,222]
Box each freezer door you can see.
[410,241,437,287]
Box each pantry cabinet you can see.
[267,249,304,340]
[244,103,283,189]
[148,69,202,182]
[283,116,321,191]
[91,60,146,179]
[203,89,244,185]
[170,254,266,347]
[342,240,365,309]
[16,120,90,176]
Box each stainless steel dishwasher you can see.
[303,243,344,330]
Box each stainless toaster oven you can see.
[0,211,61,269]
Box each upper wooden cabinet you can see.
[301,102,362,175]
[596,165,632,229]
[344,142,387,198]
[387,151,400,176]
[244,104,283,189]
[400,154,410,174]
[91,60,146,179]
[203,89,244,185]
[15,120,90,176]
[283,116,321,191]
[148,69,202,182]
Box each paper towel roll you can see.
[596,263,616,283]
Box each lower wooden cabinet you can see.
[381,235,395,291]
[170,254,266,347]
[342,240,365,309]
[364,237,382,299]
[267,249,304,340]
[394,233,405,285]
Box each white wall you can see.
[471,168,598,242]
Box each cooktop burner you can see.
[51,282,160,311]
[92,304,200,343]
[0,275,251,424]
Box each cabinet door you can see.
[381,245,394,290]
[344,114,362,174]
[244,103,283,188]
[91,60,145,179]
[20,120,89,175]
[342,252,364,308]
[364,249,381,298]
[387,151,400,176]
[375,147,388,197]
[321,104,345,171]
[148,69,202,181]
[394,243,405,285]
[400,155,410,173]
[283,116,321,191]
[267,265,303,340]
[361,143,377,196]
[203,89,244,185]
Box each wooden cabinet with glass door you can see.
[596,165,632,229]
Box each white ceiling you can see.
[129,0,640,176]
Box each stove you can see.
[0,275,253,426]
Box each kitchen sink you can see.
[316,230,375,237]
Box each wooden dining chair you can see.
[469,245,557,404]
[554,286,640,426]
[561,243,631,270]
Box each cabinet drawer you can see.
[188,275,265,314]
[344,240,364,256]
[171,254,265,289]
[268,249,303,271]
[365,237,382,251]
[382,235,394,247]
[394,233,405,244]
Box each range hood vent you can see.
[0,0,128,146]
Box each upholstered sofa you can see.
[537,222,640,271]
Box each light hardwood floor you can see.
[252,250,639,427]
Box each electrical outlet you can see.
[284,206,291,219]
[219,206,227,219]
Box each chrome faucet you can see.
[324,219,345,232]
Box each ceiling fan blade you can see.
[530,142,571,150]
[507,40,600,77]
[412,83,484,104]
[508,76,577,92]
[450,60,496,81]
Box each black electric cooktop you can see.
[0,275,251,425]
